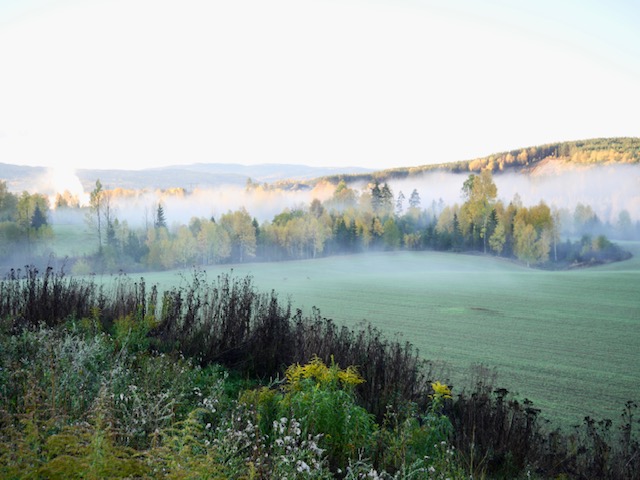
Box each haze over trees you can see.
[1,137,638,273]
[1,167,633,274]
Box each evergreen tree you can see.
[452,213,461,251]
[155,204,167,229]
[395,191,405,216]
[106,220,117,248]
[30,204,47,230]
[409,189,421,209]
[370,181,382,214]
[380,183,394,215]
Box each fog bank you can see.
[386,164,640,223]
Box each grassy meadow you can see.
[128,242,640,430]
[50,223,96,257]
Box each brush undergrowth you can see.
[0,266,638,479]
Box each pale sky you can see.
[1,0,639,171]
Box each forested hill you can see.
[298,137,640,187]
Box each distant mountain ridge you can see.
[1,137,638,193]
[0,162,373,193]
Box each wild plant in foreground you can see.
[343,438,466,480]
[0,326,114,420]
[349,379,467,479]
[108,351,231,449]
[282,356,376,471]
[257,416,332,479]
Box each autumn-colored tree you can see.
[382,218,402,250]
[54,190,80,209]
[196,219,231,264]
[86,180,104,252]
[512,203,555,266]
[489,220,506,254]
[169,225,196,267]
[220,208,257,262]
[514,219,537,266]
[144,225,174,269]
[460,169,497,252]
[328,180,357,209]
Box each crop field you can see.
[134,242,640,430]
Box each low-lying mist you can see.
[385,164,640,224]
[41,163,639,233]
[49,181,337,227]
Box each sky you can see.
[0,0,639,172]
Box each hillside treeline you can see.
[1,268,638,479]
[316,137,640,185]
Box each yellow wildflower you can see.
[337,365,365,387]
[430,381,452,400]
[284,355,365,391]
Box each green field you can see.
[50,223,96,257]
[131,243,640,430]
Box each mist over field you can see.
[48,181,337,227]
[40,163,640,232]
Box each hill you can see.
[2,138,639,194]
[293,137,640,187]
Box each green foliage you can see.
[38,418,148,479]
[0,326,113,419]
[280,357,375,469]
[1,261,639,478]
[238,386,283,439]
[146,408,233,479]
[112,311,156,353]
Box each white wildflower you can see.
[296,460,311,473]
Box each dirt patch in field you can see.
[470,306,501,315]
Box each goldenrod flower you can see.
[337,365,365,386]
[430,381,452,400]
[285,355,364,391]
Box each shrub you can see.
[0,266,101,330]
[151,272,433,420]
[0,326,114,420]
[450,386,542,479]
[280,356,376,471]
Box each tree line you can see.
[0,181,52,261]
[0,170,635,273]
[315,137,640,186]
